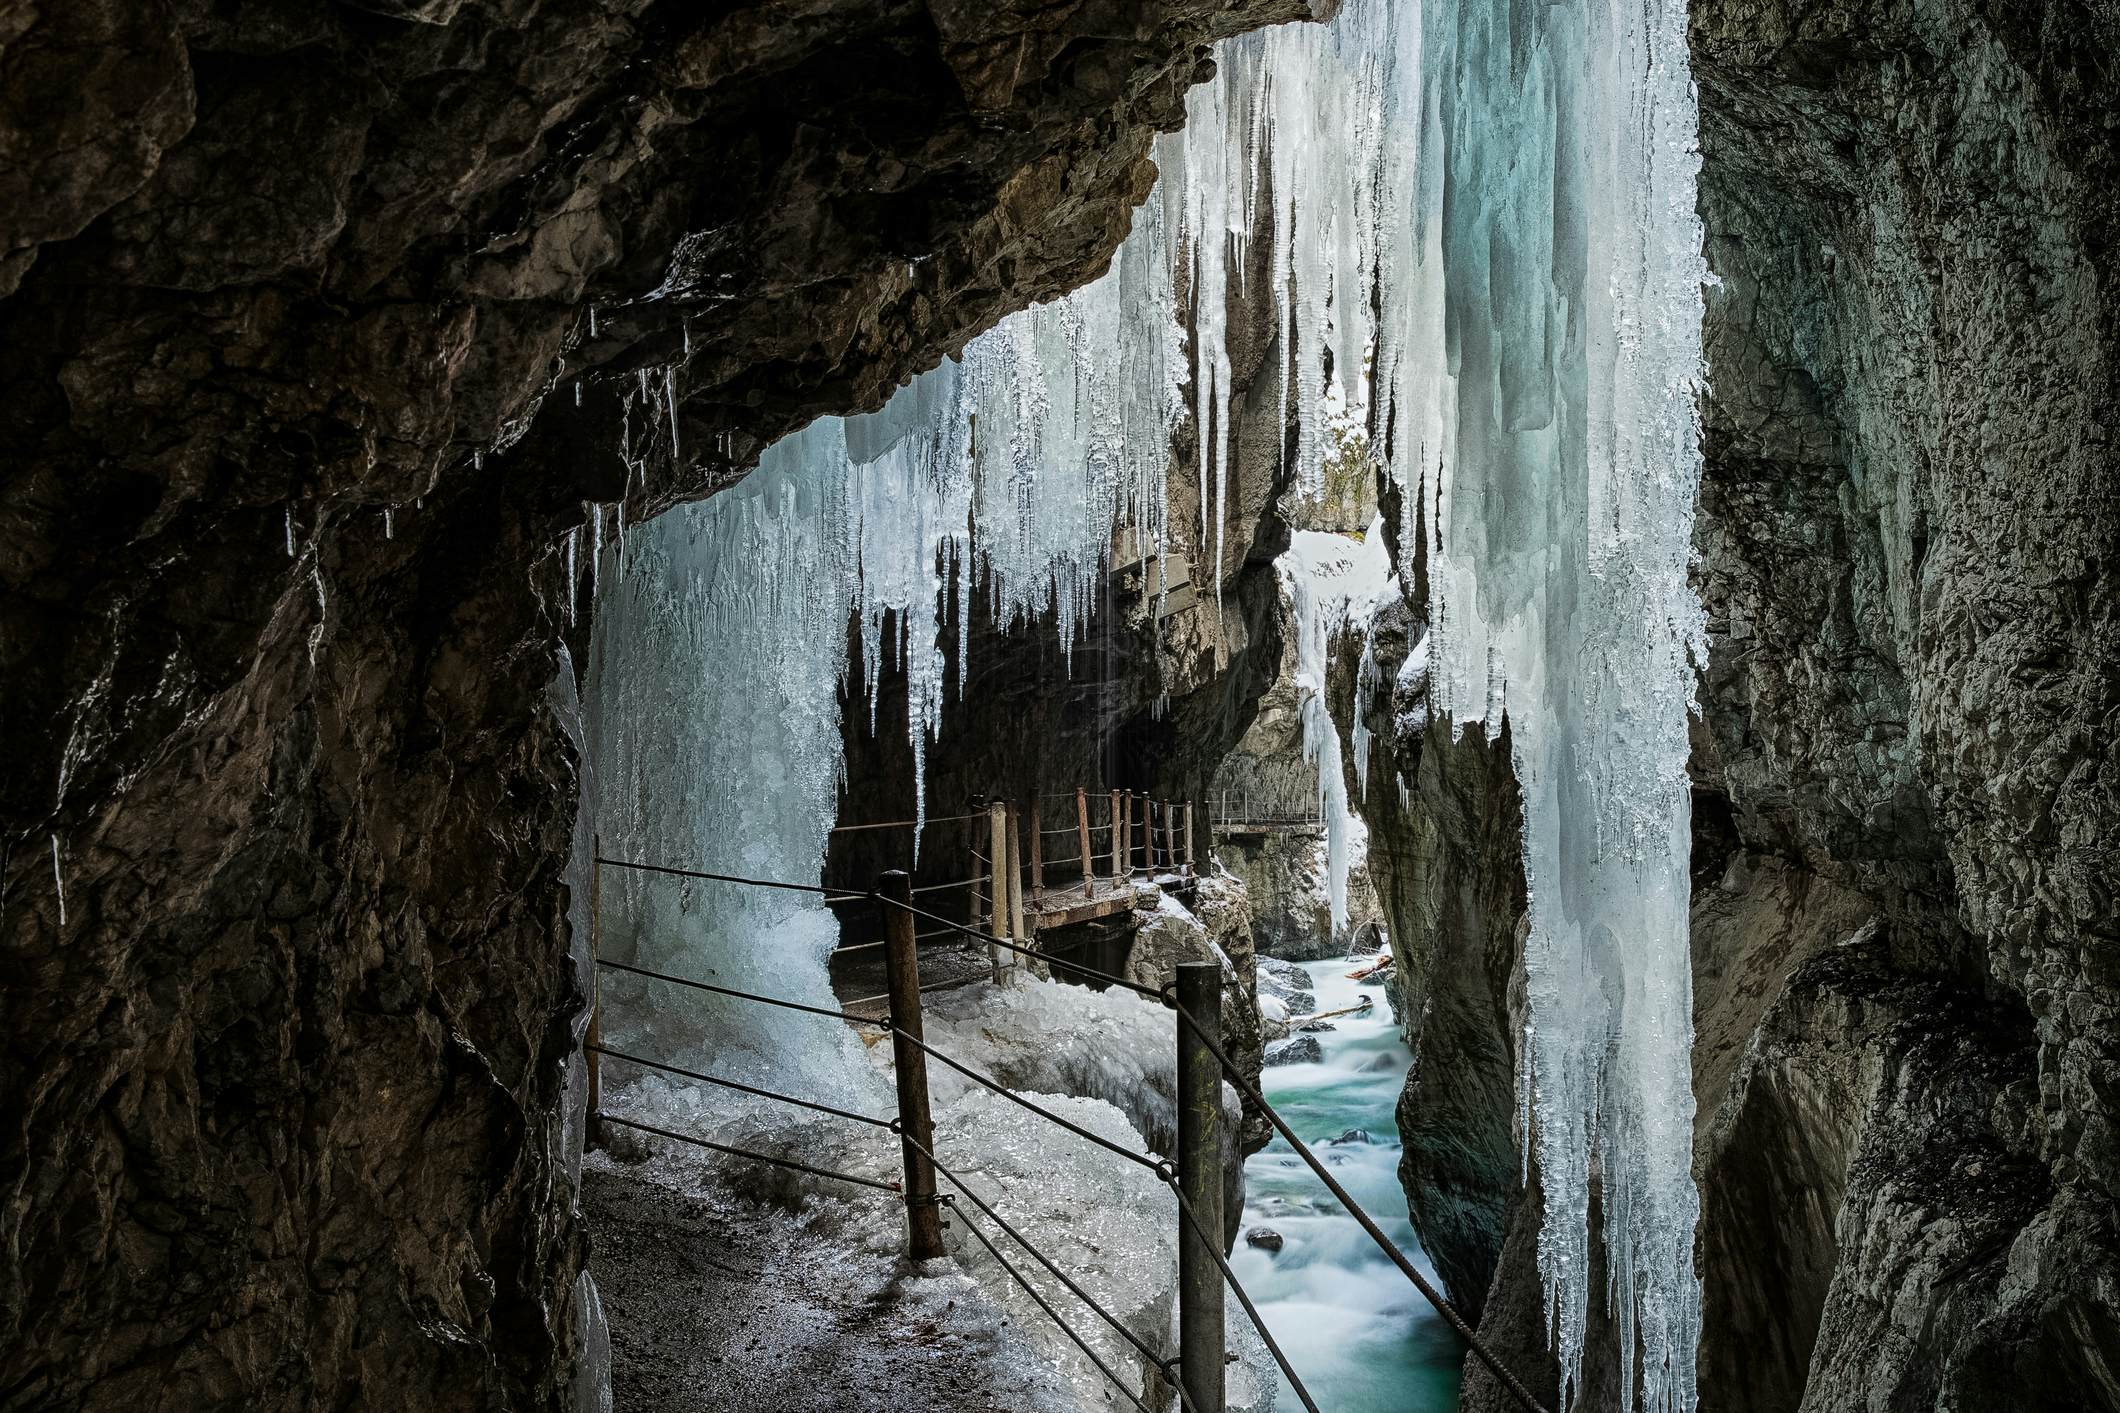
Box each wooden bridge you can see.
[820,789,1197,1002]
[1207,789,1323,839]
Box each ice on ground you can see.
[917,972,1241,1161]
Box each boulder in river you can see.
[1256,957,1318,1016]
[1264,1036,1324,1067]
[1244,1227,1285,1254]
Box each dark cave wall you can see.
[1687,0,2119,1404]
[0,2,1318,1408]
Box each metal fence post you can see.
[882,869,948,1261]
[1176,960,1226,1413]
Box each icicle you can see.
[284,508,295,558]
[588,306,598,337]
[664,366,682,469]
[49,834,64,927]
[566,527,580,627]
[588,503,603,606]
[576,381,584,408]
[383,508,393,540]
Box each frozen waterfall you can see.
[1278,523,1395,936]
[585,0,1707,1405]
[587,194,1186,1101]
[1185,9,1709,1398]
[1363,1,1711,1407]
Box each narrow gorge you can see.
[1,2,2112,1413]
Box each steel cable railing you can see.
[588,1042,894,1129]
[868,882,1550,1413]
[589,947,1179,1412]
[594,1113,902,1194]
[1158,986,1551,1413]
[591,889,1314,1412]
[900,1131,1198,1413]
[941,1191,1161,1413]
[591,853,1551,1413]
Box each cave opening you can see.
[11,0,2114,1409]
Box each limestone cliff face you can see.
[1687,0,2119,1404]
[1340,2,2120,1409]
[0,3,1317,1408]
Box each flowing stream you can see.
[1230,960,1463,1410]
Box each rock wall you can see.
[1339,1,2120,1409]
[1687,0,2119,1404]
[0,3,1318,1407]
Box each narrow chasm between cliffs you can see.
[5,1,2115,1411]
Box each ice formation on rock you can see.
[588,199,1186,1101]
[588,0,1706,1402]
[1208,2,1710,1403]
[1277,522,1394,936]
[1361,0,1710,1405]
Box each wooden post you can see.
[1119,791,1133,878]
[1029,800,1044,894]
[1109,789,1123,883]
[1176,961,1226,1413]
[882,870,948,1262]
[1184,802,1195,876]
[1075,787,1093,900]
[987,801,1008,980]
[1165,802,1179,879]
[587,836,602,1146]
[1006,801,1026,947]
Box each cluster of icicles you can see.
[588,0,1707,1408]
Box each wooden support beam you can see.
[987,802,1007,980]
[1165,802,1179,879]
[1109,789,1123,883]
[1006,801,1026,947]
[1075,787,1094,900]
[1029,800,1044,893]
[1176,962,1226,1413]
[882,870,947,1262]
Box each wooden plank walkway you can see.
[1025,875,1138,931]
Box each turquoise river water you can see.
[1229,959,1465,1411]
